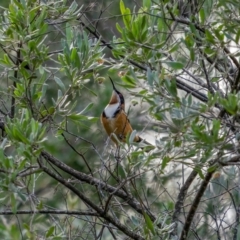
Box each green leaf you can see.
[143,0,151,9]
[116,22,123,33]
[120,0,126,13]
[214,29,224,42]
[207,165,217,173]
[205,29,215,44]
[23,223,30,231]
[164,79,177,97]
[121,75,136,87]
[86,116,99,122]
[3,54,13,66]
[46,226,55,237]
[165,61,184,70]
[169,41,180,53]
[120,0,131,29]
[143,212,155,235]
[147,67,154,86]
[161,156,171,170]
[199,8,205,24]
[68,114,87,120]
[13,0,24,10]
[71,47,80,68]
[54,76,65,91]
[68,114,98,122]
[190,48,195,61]
[36,201,43,210]
[212,119,220,138]
[66,22,72,44]
[132,21,138,41]
[236,29,240,43]
[116,164,127,179]
[79,103,94,115]
[13,128,30,144]
[194,166,204,179]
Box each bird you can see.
[101,77,142,145]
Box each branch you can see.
[201,59,215,95]
[38,157,144,240]
[0,210,98,216]
[40,150,156,222]
[179,170,215,240]
[223,46,240,69]
[219,155,240,166]
[170,169,198,238]
[11,44,21,118]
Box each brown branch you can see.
[209,179,239,239]
[201,59,215,95]
[0,210,98,216]
[38,157,144,240]
[232,69,240,92]
[40,150,156,222]
[200,50,234,85]
[218,155,240,166]
[170,169,198,238]
[179,170,215,240]
[223,46,240,69]
[11,44,21,118]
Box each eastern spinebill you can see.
[101,77,142,145]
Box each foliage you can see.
[0,0,240,239]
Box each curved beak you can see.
[109,77,117,91]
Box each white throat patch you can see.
[104,103,119,118]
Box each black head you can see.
[109,77,124,105]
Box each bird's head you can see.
[109,77,125,109]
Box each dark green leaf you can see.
[79,103,94,115]
[143,212,155,235]
[162,156,171,170]
[165,61,184,70]
[46,226,55,237]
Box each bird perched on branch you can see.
[101,77,142,145]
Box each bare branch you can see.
[40,150,156,222]
[38,156,145,240]
[170,169,198,238]
[179,170,215,240]
[0,210,99,216]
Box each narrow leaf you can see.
[46,226,55,237]
[79,103,94,115]
[165,61,184,70]
[143,212,155,235]
[54,76,65,91]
